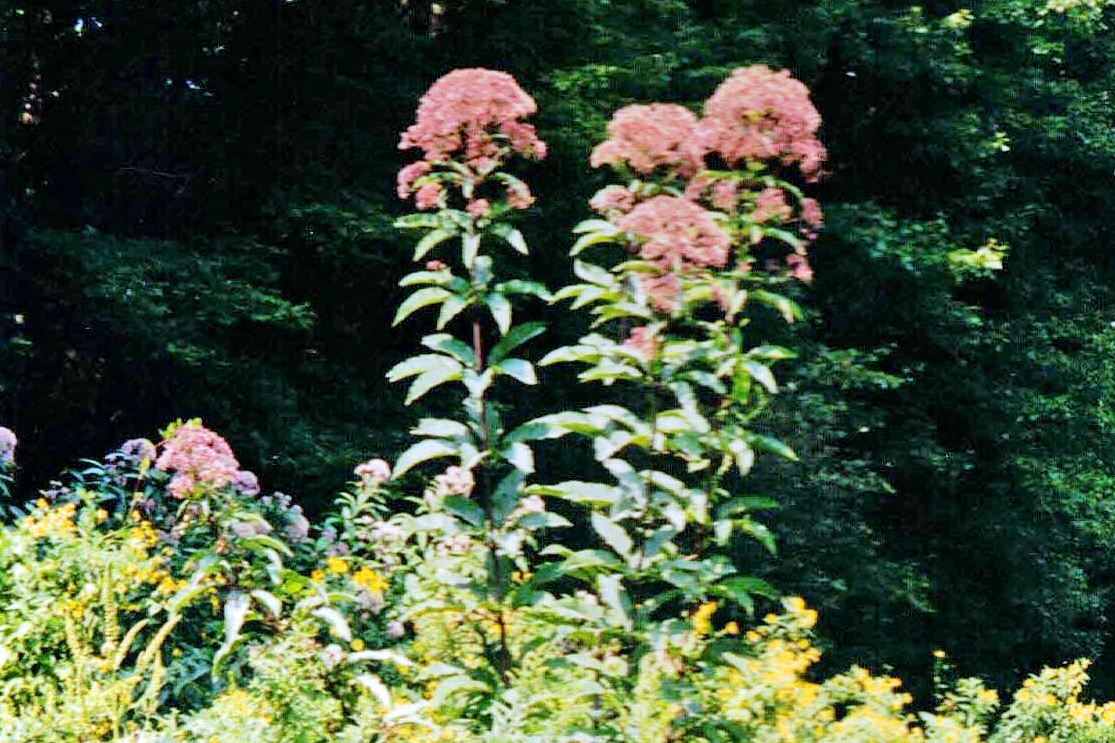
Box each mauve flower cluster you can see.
[0,426,16,466]
[433,465,475,497]
[619,195,731,271]
[698,65,827,181]
[397,68,546,212]
[622,326,660,362]
[155,422,241,499]
[590,104,704,177]
[354,458,392,486]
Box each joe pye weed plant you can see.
[0,64,1114,743]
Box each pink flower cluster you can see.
[433,465,475,497]
[589,185,637,216]
[622,326,660,361]
[397,68,546,211]
[697,65,826,181]
[590,104,704,177]
[618,196,730,270]
[0,426,15,466]
[355,458,392,486]
[155,422,240,499]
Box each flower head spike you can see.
[0,426,15,467]
[155,421,240,499]
[590,103,705,177]
[398,68,545,163]
[698,65,827,181]
[618,195,731,270]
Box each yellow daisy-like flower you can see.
[351,638,365,651]
[311,569,326,584]
[326,556,349,574]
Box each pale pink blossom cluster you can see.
[0,426,15,466]
[433,465,475,497]
[800,197,824,227]
[589,185,637,216]
[785,253,814,283]
[355,458,392,486]
[697,65,826,181]
[752,187,793,224]
[618,196,730,270]
[231,469,261,497]
[590,104,704,177]
[622,326,660,361]
[155,422,240,499]
[397,68,546,211]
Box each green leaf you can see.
[502,441,535,473]
[413,228,457,262]
[487,292,512,335]
[436,294,470,329]
[400,270,452,287]
[592,512,633,559]
[746,433,797,460]
[556,549,625,580]
[497,358,537,385]
[462,232,481,268]
[746,344,796,362]
[387,354,458,382]
[497,279,552,301]
[598,574,633,630]
[312,607,352,642]
[411,418,471,439]
[250,589,282,617]
[717,496,779,519]
[422,334,476,366]
[394,439,459,478]
[742,360,779,394]
[713,576,779,613]
[492,470,525,524]
[738,520,777,555]
[751,289,802,324]
[405,364,463,404]
[212,591,250,678]
[489,322,546,364]
[526,481,621,506]
[393,287,452,327]
[394,213,443,229]
[490,223,530,255]
[444,496,484,527]
[573,260,616,287]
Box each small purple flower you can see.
[232,470,261,497]
[0,426,16,467]
[285,513,310,543]
[119,437,156,464]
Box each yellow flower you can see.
[353,567,389,596]
[311,570,326,584]
[95,508,108,523]
[933,649,947,659]
[326,556,349,574]
[724,621,740,635]
[692,601,717,635]
[351,638,365,651]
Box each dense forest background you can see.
[4,0,1115,702]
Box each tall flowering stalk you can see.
[387,68,560,683]
[533,64,827,622]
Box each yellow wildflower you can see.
[353,567,389,596]
[692,600,717,635]
[326,556,349,574]
[311,569,326,584]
